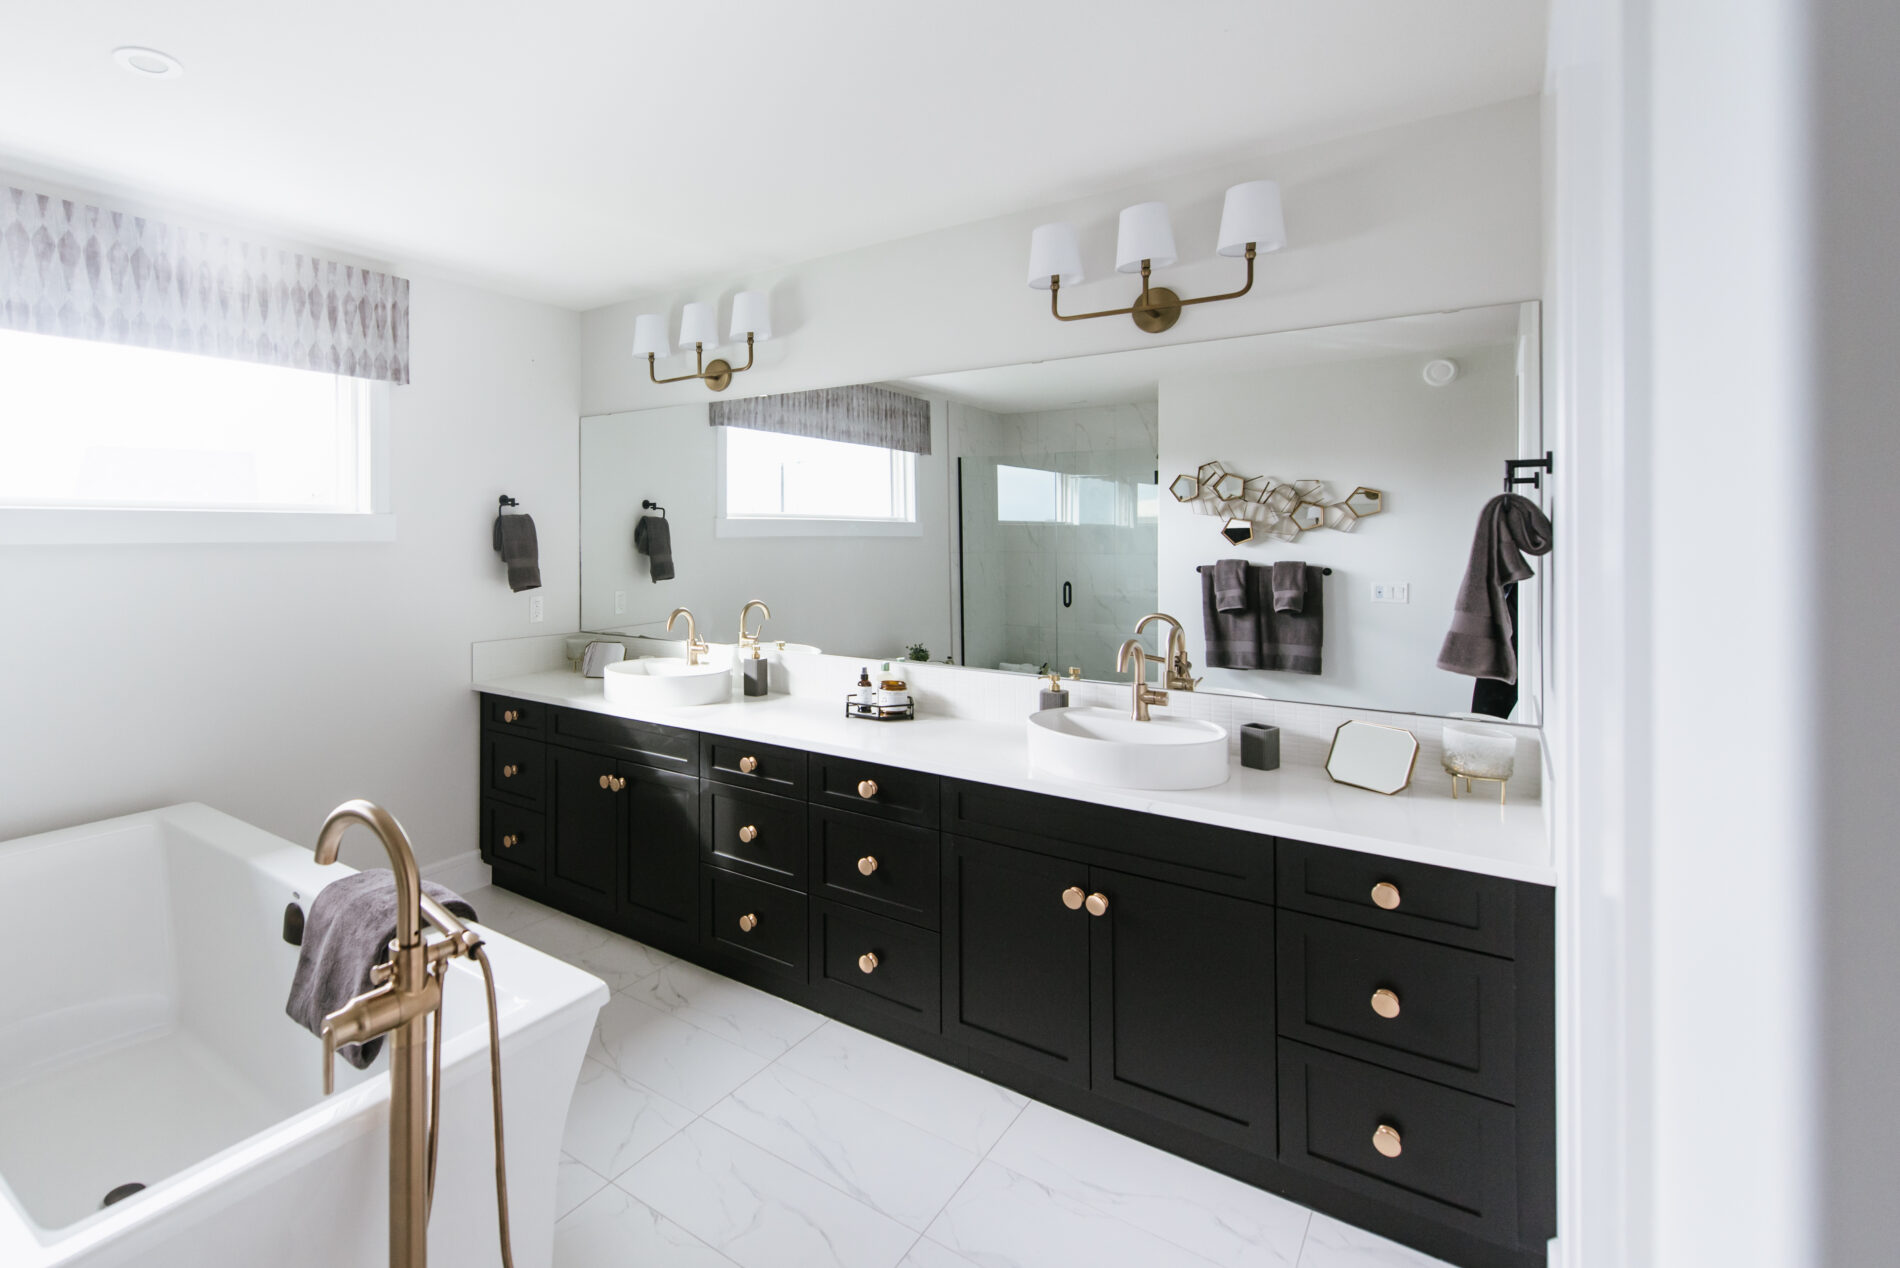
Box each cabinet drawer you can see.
[549,707,698,777]
[703,735,807,798]
[810,808,939,929]
[1277,839,1519,957]
[1279,1040,1519,1247]
[480,799,545,878]
[809,754,938,827]
[1278,912,1517,1102]
[483,734,545,807]
[704,786,809,889]
[702,867,807,980]
[482,694,547,737]
[811,901,940,1033]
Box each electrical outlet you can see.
[1371,582,1410,604]
[529,595,544,622]
[614,590,627,615]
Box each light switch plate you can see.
[529,595,544,622]
[1371,582,1410,604]
[614,590,627,615]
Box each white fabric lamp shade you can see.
[630,312,671,358]
[729,290,772,341]
[1216,180,1287,256]
[1114,201,1177,273]
[1025,222,1085,290]
[679,301,720,348]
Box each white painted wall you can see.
[0,276,581,872]
[580,98,1543,417]
[1157,346,1518,716]
[579,402,954,662]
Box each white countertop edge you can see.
[472,673,1555,888]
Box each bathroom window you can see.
[717,427,919,537]
[0,329,391,544]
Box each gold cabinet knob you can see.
[1085,892,1110,917]
[738,913,759,933]
[739,824,759,844]
[857,855,878,876]
[502,709,520,723]
[739,755,759,774]
[598,774,613,790]
[612,775,627,792]
[500,834,518,849]
[1062,886,1086,910]
[1371,881,1402,911]
[858,952,879,974]
[1373,1124,1403,1158]
[857,779,878,799]
[501,764,519,778]
[1371,988,1402,1020]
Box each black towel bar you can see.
[1503,452,1554,492]
[641,499,667,517]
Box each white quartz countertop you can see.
[472,671,1554,887]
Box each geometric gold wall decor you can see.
[1220,517,1255,545]
[1168,474,1203,502]
[1174,460,1385,544]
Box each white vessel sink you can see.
[602,655,732,708]
[1026,707,1230,791]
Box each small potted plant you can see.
[904,643,930,663]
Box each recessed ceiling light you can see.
[112,46,184,79]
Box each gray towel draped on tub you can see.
[634,513,674,582]
[1437,493,1554,684]
[1198,561,1324,675]
[285,869,477,1069]
[493,512,540,592]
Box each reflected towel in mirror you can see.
[635,513,674,582]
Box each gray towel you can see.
[1200,564,1324,675]
[493,513,541,592]
[1213,558,1249,613]
[285,870,477,1069]
[1437,493,1554,683]
[1270,560,1307,613]
[634,514,674,583]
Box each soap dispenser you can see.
[855,668,875,707]
[743,645,770,697]
[1039,672,1070,711]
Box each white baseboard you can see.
[423,850,492,897]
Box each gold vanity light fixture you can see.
[630,291,771,392]
[1026,181,1286,333]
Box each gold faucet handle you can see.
[320,1022,341,1096]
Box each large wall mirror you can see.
[580,301,1545,723]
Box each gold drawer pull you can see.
[502,709,520,723]
[739,824,759,844]
[858,952,879,974]
[1062,886,1086,910]
[1085,892,1110,917]
[1370,881,1402,911]
[1373,1124,1403,1158]
[738,912,759,933]
[857,855,879,876]
[739,755,759,774]
[501,764,519,778]
[500,834,518,849]
[1371,989,1401,1020]
[857,779,878,799]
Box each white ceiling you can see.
[0,2,1547,311]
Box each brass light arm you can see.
[1048,246,1257,329]
[646,332,755,392]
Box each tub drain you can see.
[102,1182,145,1208]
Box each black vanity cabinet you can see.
[476,694,1555,1268]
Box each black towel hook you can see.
[498,494,520,509]
[642,499,667,518]
[1503,453,1554,493]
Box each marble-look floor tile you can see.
[561,1056,697,1180]
[587,994,770,1113]
[460,884,558,937]
[926,1161,1226,1268]
[625,958,825,1058]
[986,1102,1310,1267]
[1297,1214,1458,1268]
[555,1184,739,1268]
[618,1120,917,1268]
[556,1154,610,1220]
[513,910,674,990]
[896,1240,983,1268]
[776,1021,1027,1155]
[705,1065,982,1231]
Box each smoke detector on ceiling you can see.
[113,47,184,79]
[1422,358,1459,387]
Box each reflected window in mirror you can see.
[720,428,916,527]
[994,464,1154,528]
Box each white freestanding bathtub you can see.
[0,803,608,1268]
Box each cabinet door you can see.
[1090,867,1276,1153]
[942,835,1090,1085]
[620,766,701,945]
[546,744,621,916]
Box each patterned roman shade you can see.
[0,185,410,384]
[710,384,931,455]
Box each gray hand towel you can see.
[1213,558,1249,613]
[285,869,478,1070]
[1200,564,1325,675]
[493,513,541,592]
[1270,560,1307,613]
[634,514,675,582]
[1437,493,1554,683]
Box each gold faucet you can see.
[738,599,771,651]
[1134,612,1199,691]
[1116,638,1171,722]
[667,606,710,666]
[312,800,485,1268]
